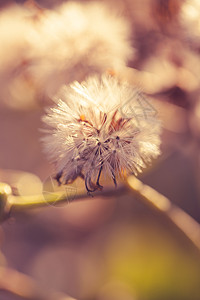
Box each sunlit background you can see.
[1,0,200,299]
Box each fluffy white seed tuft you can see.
[42,75,161,193]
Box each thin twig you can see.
[1,177,200,252]
[126,175,200,251]
[0,181,126,221]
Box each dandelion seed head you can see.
[42,74,161,192]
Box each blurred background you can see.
[0,0,200,299]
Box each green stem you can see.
[0,182,125,216]
[1,177,200,253]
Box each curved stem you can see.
[0,182,125,218]
[126,175,200,251]
[1,177,200,253]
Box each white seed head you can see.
[42,75,161,193]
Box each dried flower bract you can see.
[42,75,161,193]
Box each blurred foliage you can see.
[105,224,200,300]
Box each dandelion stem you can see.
[8,190,85,209]
[126,175,200,251]
[1,177,200,252]
[0,182,125,219]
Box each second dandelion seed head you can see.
[42,75,161,193]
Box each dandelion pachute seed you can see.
[42,75,161,193]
